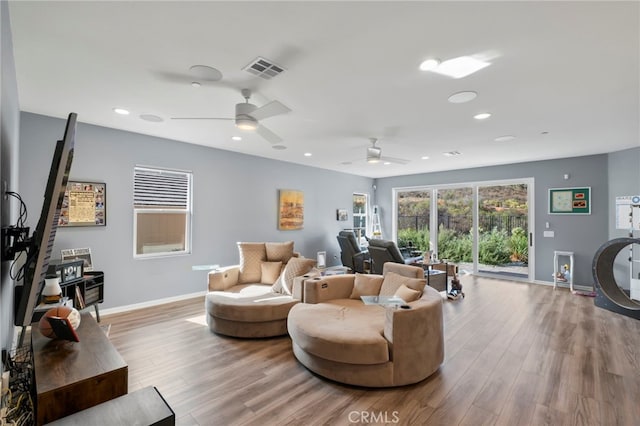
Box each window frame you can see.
[352,192,369,242]
[133,166,193,259]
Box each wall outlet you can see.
[543,230,555,238]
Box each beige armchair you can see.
[205,241,316,338]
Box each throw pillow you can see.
[260,261,283,285]
[265,241,294,263]
[349,273,384,299]
[394,284,422,303]
[379,271,426,296]
[272,257,315,295]
[237,242,267,284]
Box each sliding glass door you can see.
[476,183,530,279]
[393,179,533,281]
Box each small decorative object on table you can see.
[38,306,81,342]
[42,276,63,304]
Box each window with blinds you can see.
[133,166,192,258]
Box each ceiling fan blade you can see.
[379,156,409,165]
[250,100,291,121]
[256,124,283,144]
[170,117,234,120]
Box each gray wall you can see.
[375,155,610,286]
[19,112,372,309]
[1,1,21,354]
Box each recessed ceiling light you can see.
[448,91,477,104]
[188,65,223,81]
[272,145,287,150]
[231,136,242,141]
[113,108,129,115]
[419,58,440,71]
[494,135,516,142]
[304,152,312,157]
[139,114,163,122]
[421,156,430,160]
[383,162,391,165]
[443,151,462,157]
[474,112,492,120]
[431,56,490,79]
[191,82,201,88]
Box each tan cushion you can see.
[266,241,294,263]
[349,273,384,299]
[260,261,283,284]
[287,299,389,364]
[272,257,315,295]
[237,242,267,284]
[206,284,297,322]
[394,284,421,302]
[379,271,426,296]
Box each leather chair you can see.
[336,230,369,273]
[367,238,423,274]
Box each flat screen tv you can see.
[14,113,76,327]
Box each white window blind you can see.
[134,167,190,208]
[133,166,192,258]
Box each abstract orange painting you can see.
[278,190,304,230]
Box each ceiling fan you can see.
[171,88,291,144]
[365,138,409,165]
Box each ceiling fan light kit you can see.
[171,88,290,144]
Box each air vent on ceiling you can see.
[443,150,462,157]
[243,57,286,80]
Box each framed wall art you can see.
[278,189,304,230]
[59,181,106,226]
[336,209,348,221]
[548,187,591,214]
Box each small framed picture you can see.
[61,247,93,272]
[337,209,348,221]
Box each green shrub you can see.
[508,227,528,263]
[437,226,472,263]
[479,228,511,265]
[397,227,430,251]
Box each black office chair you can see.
[336,230,369,273]
[367,238,422,274]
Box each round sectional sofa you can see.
[287,263,444,387]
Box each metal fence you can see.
[398,214,528,234]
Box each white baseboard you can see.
[96,291,206,317]
[533,279,594,292]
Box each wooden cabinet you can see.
[32,313,127,425]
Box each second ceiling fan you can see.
[172,88,291,144]
[366,138,409,165]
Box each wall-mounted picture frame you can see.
[337,209,348,221]
[548,187,591,214]
[278,189,304,230]
[59,181,106,226]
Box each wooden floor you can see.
[104,276,640,425]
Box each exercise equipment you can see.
[592,237,640,320]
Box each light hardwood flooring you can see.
[104,276,640,425]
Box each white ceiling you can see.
[8,1,640,178]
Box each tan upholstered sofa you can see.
[205,241,315,338]
[287,263,444,387]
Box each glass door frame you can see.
[392,177,535,283]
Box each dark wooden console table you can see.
[32,312,128,425]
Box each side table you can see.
[553,251,574,291]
